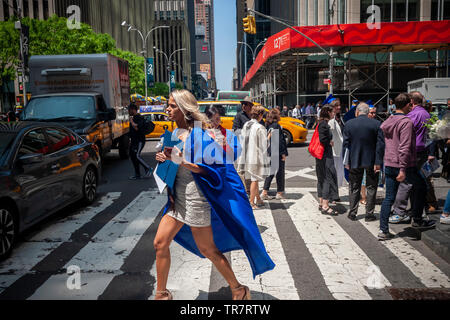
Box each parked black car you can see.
[0,122,101,260]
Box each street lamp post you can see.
[238,38,267,62]
[121,21,169,106]
[238,39,267,76]
[154,47,186,93]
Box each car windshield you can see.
[0,133,16,166]
[199,104,241,117]
[21,96,96,121]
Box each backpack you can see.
[142,118,155,135]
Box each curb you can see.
[421,224,450,264]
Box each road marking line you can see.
[0,193,120,295]
[359,218,450,288]
[283,188,391,300]
[148,241,213,301]
[27,190,167,300]
[230,203,300,300]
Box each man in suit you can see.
[343,103,385,222]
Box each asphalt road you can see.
[0,133,449,300]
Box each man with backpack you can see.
[128,103,154,180]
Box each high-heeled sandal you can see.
[155,289,173,301]
[231,285,251,300]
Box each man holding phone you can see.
[128,103,152,180]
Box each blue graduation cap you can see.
[366,100,374,109]
[323,94,337,105]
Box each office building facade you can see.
[237,0,450,106]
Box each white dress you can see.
[167,164,211,228]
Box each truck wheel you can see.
[283,130,293,146]
[119,135,130,160]
[0,204,18,262]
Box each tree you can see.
[0,15,146,95]
[148,82,169,97]
[0,20,19,89]
[110,48,145,96]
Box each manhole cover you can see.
[388,288,450,300]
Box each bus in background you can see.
[216,91,250,101]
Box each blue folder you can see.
[156,130,183,189]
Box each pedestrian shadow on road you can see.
[202,287,281,300]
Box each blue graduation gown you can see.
[162,127,276,279]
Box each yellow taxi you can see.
[140,112,177,139]
[198,101,308,145]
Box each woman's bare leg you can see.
[249,181,257,205]
[153,215,184,296]
[191,226,247,300]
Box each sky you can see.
[214,1,237,91]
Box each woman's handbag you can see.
[308,126,324,160]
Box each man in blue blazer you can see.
[343,103,385,221]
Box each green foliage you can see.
[24,15,116,55]
[423,114,439,131]
[0,15,146,93]
[149,82,169,97]
[0,20,20,84]
[110,48,145,95]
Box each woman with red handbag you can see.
[312,105,339,216]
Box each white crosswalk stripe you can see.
[282,188,391,300]
[231,203,300,300]
[359,214,450,288]
[1,185,449,300]
[27,190,166,300]
[0,193,121,295]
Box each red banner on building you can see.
[243,20,450,87]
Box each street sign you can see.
[335,57,345,67]
[21,25,30,70]
[170,71,176,92]
[146,58,154,88]
[324,79,331,85]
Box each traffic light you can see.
[243,15,256,35]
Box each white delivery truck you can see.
[21,54,131,160]
[408,78,450,114]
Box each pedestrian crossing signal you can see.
[243,15,256,35]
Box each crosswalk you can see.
[0,186,449,300]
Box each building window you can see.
[431,0,450,20]
[305,0,308,25]
[23,0,29,17]
[33,0,39,19]
[325,0,330,25]
[339,0,346,24]
[43,0,49,19]
[3,0,10,20]
[361,0,392,23]
[393,0,406,21]
[181,10,184,20]
[407,0,419,21]
[314,0,319,25]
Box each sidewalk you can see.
[418,175,450,264]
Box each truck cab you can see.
[21,54,131,161]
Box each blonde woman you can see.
[237,106,270,210]
[154,90,275,300]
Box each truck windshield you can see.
[21,96,96,121]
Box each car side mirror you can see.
[18,153,43,165]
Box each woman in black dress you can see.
[261,108,288,200]
[316,105,339,216]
